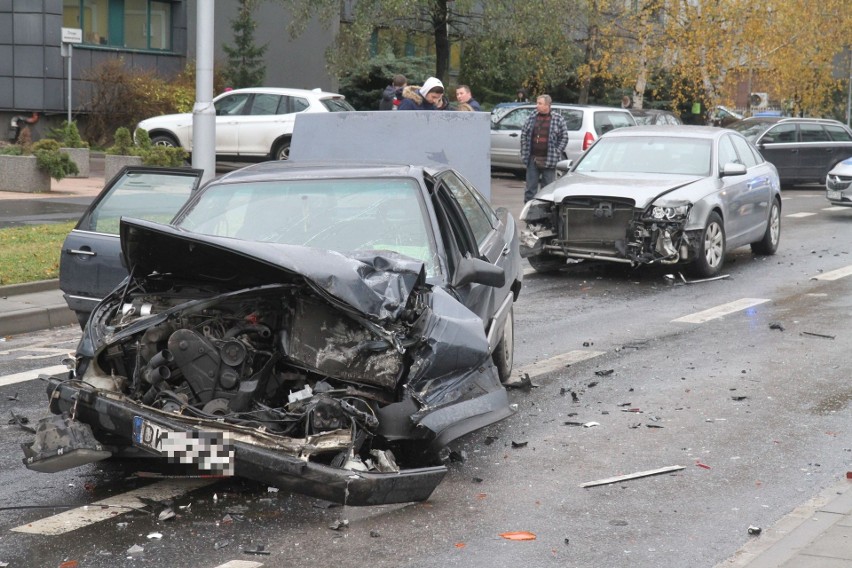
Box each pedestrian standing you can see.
[398,77,446,111]
[379,74,407,110]
[455,85,481,111]
[515,88,529,103]
[520,94,569,202]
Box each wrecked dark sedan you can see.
[521,125,781,276]
[23,161,522,506]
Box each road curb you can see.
[0,279,59,297]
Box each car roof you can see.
[505,103,633,112]
[602,125,732,139]
[740,116,844,126]
[216,87,345,98]
[212,160,438,184]
[629,109,672,115]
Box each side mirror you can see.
[452,255,506,288]
[556,159,573,173]
[721,162,747,177]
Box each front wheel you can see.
[751,199,781,255]
[272,139,291,161]
[151,134,178,148]
[492,305,514,383]
[690,212,726,278]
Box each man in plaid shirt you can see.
[520,94,569,202]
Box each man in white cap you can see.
[398,77,447,110]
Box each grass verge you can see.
[0,222,75,286]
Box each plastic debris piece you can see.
[580,465,685,487]
[455,542,466,548]
[484,435,498,445]
[511,441,528,448]
[696,462,712,469]
[448,450,466,463]
[563,421,584,426]
[6,392,18,401]
[214,540,231,550]
[587,381,598,388]
[769,322,785,331]
[504,372,537,390]
[370,530,381,538]
[583,422,600,428]
[146,532,163,540]
[500,531,537,541]
[571,391,580,403]
[243,544,271,556]
[267,486,279,493]
[312,500,339,510]
[472,477,483,483]
[847,471,852,480]
[646,424,664,429]
[328,519,349,531]
[594,369,614,376]
[126,545,144,555]
[748,526,762,535]
[157,507,176,521]
[732,396,748,401]
[59,561,79,568]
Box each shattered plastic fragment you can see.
[511,441,528,448]
[243,544,271,556]
[157,507,176,521]
[696,462,711,469]
[328,519,349,531]
[748,526,762,535]
[370,530,381,538]
[769,322,785,331]
[214,540,231,550]
[594,370,614,376]
[146,532,163,540]
[126,544,144,554]
[58,562,78,568]
[583,422,600,428]
[500,531,537,541]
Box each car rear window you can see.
[322,98,356,112]
[825,125,852,141]
[555,109,583,130]
[593,111,635,135]
[800,123,830,142]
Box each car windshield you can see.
[177,177,440,276]
[727,120,774,142]
[575,136,712,176]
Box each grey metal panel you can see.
[0,45,11,74]
[0,78,12,108]
[44,13,62,44]
[13,45,44,77]
[0,13,12,43]
[13,77,44,109]
[12,13,43,45]
[290,111,493,199]
[44,45,63,78]
[12,0,44,12]
[0,2,12,14]
[44,77,64,110]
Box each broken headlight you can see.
[647,202,690,221]
[520,199,553,223]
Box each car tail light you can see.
[582,131,595,151]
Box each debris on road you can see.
[126,544,143,555]
[243,544,271,555]
[594,369,614,376]
[580,465,685,488]
[214,540,231,550]
[8,411,35,433]
[748,526,762,535]
[696,462,712,470]
[511,441,528,449]
[583,422,600,428]
[769,322,785,331]
[504,372,537,390]
[801,331,835,340]
[484,435,499,445]
[146,532,162,540]
[665,272,730,285]
[731,396,748,401]
[328,519,349,531]
[499,531,537,541]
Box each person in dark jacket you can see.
[379,74,407,110]
[398,77,446,111]
[520,94,569,202]
[455,85,481,111]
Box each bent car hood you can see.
[539,173,702,207]
[120,218,425,321]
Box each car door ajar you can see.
[60,167,204,327]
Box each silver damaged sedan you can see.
[520,126,782,277]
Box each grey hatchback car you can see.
[490,104,636,174]
[727,117,852,185]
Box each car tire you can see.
[690,211,725,278]
[151,134,178,148]
[272,139,291,161]
[751,199,781,255]
[492,304,514,383]
[528,253,564,273]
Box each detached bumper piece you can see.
[22,413,112,473]
[41,378,447,506]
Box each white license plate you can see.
[132,416,235,475]
[827,190,842,200]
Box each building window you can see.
[63,0,173,51]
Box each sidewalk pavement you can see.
[0,175,850,568]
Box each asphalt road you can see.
[0,181,850,568]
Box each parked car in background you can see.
[28,160,522,506]
[727,117,852,185]
[826,156,852,206]
[629,108,683,126]
[520,126,781,277]
[491,104,636,174]
[708,105,743,127]
[137,87,354,162]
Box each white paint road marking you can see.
[672,298,770,324]
[214,562,264,568]
[11,479,216,535]
[523,267,536,277]
[823,206,849,211]
[786,212,817,218]
[521,350,606,379]
[812,265,852,281]
[0,365,68,388]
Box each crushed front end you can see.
[23,221,512,505]
[520,197,696,267]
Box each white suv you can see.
[490,103,636,174]
[137,87,354,161]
